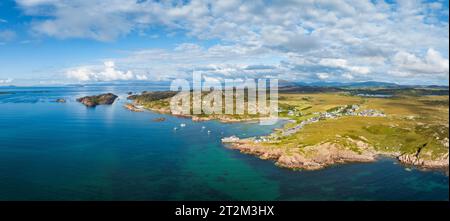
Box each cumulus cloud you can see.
[319,58,370,75]
[342,73,354,80]
[0,78,13,84]
[316,73,330,80]
[66,61,147,82]
[392,48,449,76]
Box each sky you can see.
[0,0,449,86]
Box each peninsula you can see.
[126,87,449,172]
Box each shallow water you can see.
[0,86,448,200]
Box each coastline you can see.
[126,100,449,173]
[224,139,449,173]
[126,101,279,123]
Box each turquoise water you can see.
[0,86,448,200]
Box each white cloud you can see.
[16,0,59,7]
[342,73,354,80]
[319,58,370,75]
[0,78,13,84]
[135,74,148,80]
[0,30,16,42]
[319,58,349,69]
[66,61,147,81]
[13,0,450,84]
[392,48,449,76]
[316,73,330,80]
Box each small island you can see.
[77,93,118,107]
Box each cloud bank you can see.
[66,61,146,82]
[14,0,450,84]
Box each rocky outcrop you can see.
[397,152,449,169]
[226,138,449,171]
[276,143,376,170]
[77,93,118,107]
[226,140,377,170]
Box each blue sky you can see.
[0,0,449,86]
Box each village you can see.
[222,104,386,144]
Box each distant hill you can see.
[293,81,400,88]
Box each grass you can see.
[130,90,449,161]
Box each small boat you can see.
[207,130,211,134]
[201,126,206,129]
[173,127,178,130]
[180,123,186,127]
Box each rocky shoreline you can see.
[124,103,144,112]
[220,103,449,172]
[131,100,271,123]
[125,91,449,173]
[224,138,449,172]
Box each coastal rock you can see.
[228,136,449,171]
[276,142,376,170]
[397,152,449,169]
[152,117,166,122]
[124,103,143,112]
[77,93,118,107]
[227,140,377,171]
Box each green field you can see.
[128,88,449,169]
[266,93,449,164]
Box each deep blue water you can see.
[0,86,448,200]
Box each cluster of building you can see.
[221,135,240,143]
[321,104,360,118]
[356,109,386,117]
[319,104,385,118]
[281,116,320,137]
[282,104,385,137]
[253,136,270,143]
[222,104,386,143]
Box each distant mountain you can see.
[47,80,449,90]
[342,81,400,88]
[422,85,449,89]
[293,81,400,88]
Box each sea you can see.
[0,85,448,200]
